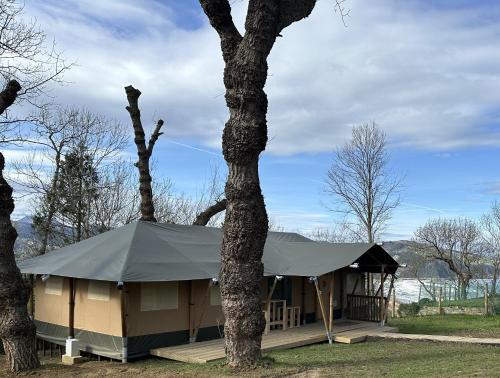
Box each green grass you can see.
[3,340,500,377]
[389,314,500,338]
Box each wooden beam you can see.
[68,278,75,338]
[188,281,195,342]
[192,280,213,342]
[351,275,360,295]
[379,266,385,326]
[374,273,388,297]
[329,272,334,332]
[120,282,128,363]
[313,277,332,344]
[383,275,395,325]
[264,277,279,334]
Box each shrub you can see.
[398,302,421,317]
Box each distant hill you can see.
[382,240,453,278]
[13,216,38,256]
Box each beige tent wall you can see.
[34,276,70,328]
[34,277,122,337]
[191,280,224,330]
[126,281,189,337]
[74,279,122,337]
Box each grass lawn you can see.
[389,314,500,338]
[1,339,499,377]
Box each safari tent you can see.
[18,221,399,361]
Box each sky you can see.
[5,0,500,240]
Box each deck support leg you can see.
[312,277,332,344]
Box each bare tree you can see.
[480,202,500,296]
[197,0,349,367]
[326,123,402,243]
[413,218,483,299]
[12,107,127,251]
[11,107,79,254]
[308,222,360,243]
[0,0,69,143]
[124,85,163,222]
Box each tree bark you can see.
[199,0,316,368]
[0,80,21,115]
[125,85,164,222]
[193,199,227,226]
[0,153,40,372]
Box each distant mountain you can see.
[13,216,38,256]
[382,240,453,278]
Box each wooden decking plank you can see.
[150,321,390,363]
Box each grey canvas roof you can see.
[18,221,398,282]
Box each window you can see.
[210,285,221,306]
[88,280,110,301]
[141,282,178,311]
[44,276,63,295]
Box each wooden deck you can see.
[150,321,397,363]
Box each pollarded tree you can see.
[198,0,346,368]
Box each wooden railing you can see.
[347,294,387,322]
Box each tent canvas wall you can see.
[20,221,398,360]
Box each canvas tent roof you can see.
[18,221,398,282]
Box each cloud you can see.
[18,0,500,156]
[480,180,500,196]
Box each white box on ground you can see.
[65,338,80,357]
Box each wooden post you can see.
[264,276,279,334]
[192,280,213,342]
[313,277,332,344]
[329,272,334,332]
[484,284,489,316]
[443,283,447,301]
[418,284,422,302]
[188,281,194,342]
[383,275,395,324]
[438,287,442,315]
[392,287,396,318]
[120,282,128,363]
[68,277,75,338]
[379,266,384,326]
[477,282,480,299]
[448,285,452,303]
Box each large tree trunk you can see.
[200,0,316,368]
[125,86,164,222]
[0,153,40,372]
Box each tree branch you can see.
[277,0,317,34]
[147,119,164,157]
[199,0,242,63]
[193,198,227,226]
